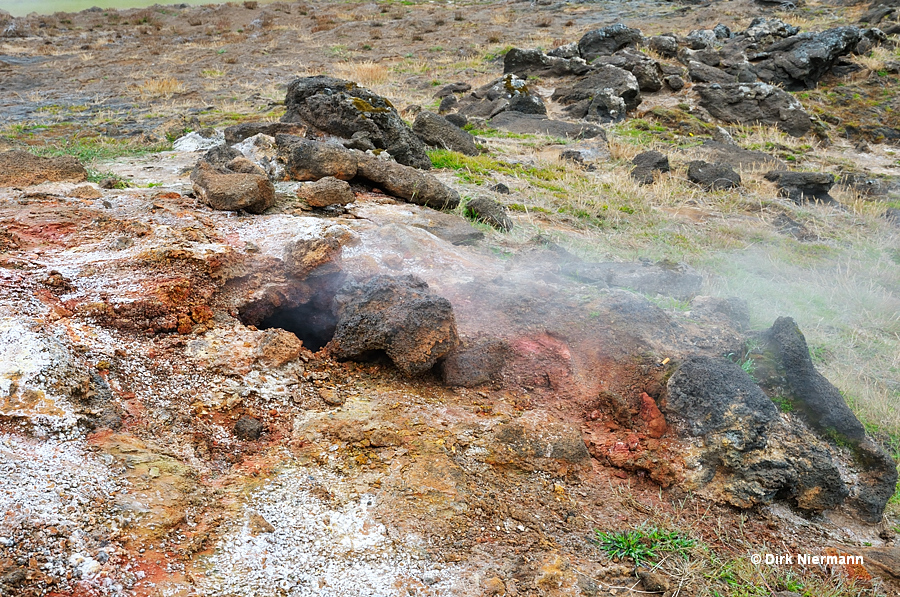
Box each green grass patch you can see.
[428,149,569,192]
[592,526,695,565]
[29,137,172,164]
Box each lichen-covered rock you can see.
[328,275,459,375]
[281,75,431,170]
[190,160,275,213]
[695,83,812,137]
[503,47,591,78]
[577,24,643,61]
[552,66,642,119]
[0,150,87,187]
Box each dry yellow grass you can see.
[135,77,185,99]
[336,60,389,86]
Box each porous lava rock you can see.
[0,150,87,187]
[234,415,263,440]
[224,121,306,144]
[355,154,460,210]
[755,317,898,522]
[764,171,836,204]
[687,160,741,190]
[552,66,642,119]
[503,47,591,78]
[487,112,606,140]
[281,75,431,170]
[696,83,812,137]
[666,355,849,512]
[577,24,643,61]
[190,160,275,214]
[631,150,669,185]
[328,275,459,375]
[297,176,355,208]
[441,339,510,387]
[464,196,513,231]
[275,134,358,181]
[412,110,479,156]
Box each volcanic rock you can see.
[764,170,836,203]
[699,140,786,169]
[355,153,460,210]
[503,47,591,78]
[487,112,606,140]
[631,150,670,185]
[234,415,263,440]
[276,134,358,181]
[647,35,678,58]
[696,83,812,137]
[190,160,275,213]
[507,93,547,115]
[441,339,510,387]
[593,48,663,92]
[224,121,306,144]
[297,176,355,208]
[687,160,741,190]
[281,75,431,170]
[412,111,479,156]
[0,150,87,187]
[577,24,643,61]
[433,82,471,97]
[283,236,342,279]
[329,275,459,375]
[464,196,513,231]
[552,66,642,116]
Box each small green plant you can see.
[592,526,696,565]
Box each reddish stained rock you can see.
[638,392,667,439]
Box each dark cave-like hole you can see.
[257,300,337,352]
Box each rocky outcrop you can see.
[190,159,275,213]
[687,160,741,190]
[0,150,87,187]
[666,355,850,512]
[764,171,836,203]
[552,66,642,121]
[631,150,669,185]
[696,83,812,137]
[456,74,538,119]
[328,275,459,375]
[412,111,479,156]
[577,24,643,62]
[593,49,663,92]
[755,317,898,522]
[281,75,431,170]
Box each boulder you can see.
[742,17,799,41]
[647,35,678,58]
[441,339,510,387]
[413,111,479,156]
[666,355,850,512]
[503,47,591,78]
[593,48,663,92]
[552,66,641,122]
[224,121,306,144]
[753,27,876,90]
[465,196,513,231]
[630,150,669,185]
[0,150,87,187]
[190,160,275,213]
[507,93,547,115]
[578,24,643,61]
[687,160,741,190]
[688,60,735,84]
[275,134,358,181]
[764,171,836,204]
[695,83,812,137]
[756,317,898,522]
[699,140,786,169]
[328,275,459,375]
[433,82,471,98]
[488,112,606,140]
[438,95,458,114]
[297,176,355,208]
[234,415,263,440]
[281,75,431,170]
[457,74,534,119]
[356,153,460,210]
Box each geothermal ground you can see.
[1,0,900,596]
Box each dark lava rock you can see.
[329,275,459,375]
[276,134,358,181]
[687,160,741,190]
[437,95,458,114]
[0,150,87,186]
[700,140,786,169]
[281,75,431,170]
[507,93,547,115]
[688,60,735,84]
[664,75,685,90]
[465,196,513,231]
[631,150,670,185]
[413,110,479,156]
[234,415,264,440]
[433,81,471,98]
[764,170,836,204]
[647,35,678,58]
[593,48,663,92]
[503,47,591,78]
[491,183,510,194]
[190,160,275,213]
[488,112,606,140]
[456,74,533,119]
[666,355,849,512]
[202,144,243,168]
[696,83,812,137]
[562,259,702,300]
[742,17,800,41]
[445,113,467,129]
[224,121,306,144]
[355,153,460,210]
[441,339,510,387]
[297,176,355,208]
[578,23,643,61]
[753,27,874,90]
[757,317,898,522]
[552,66,642,115]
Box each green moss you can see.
[351,97,391,114]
